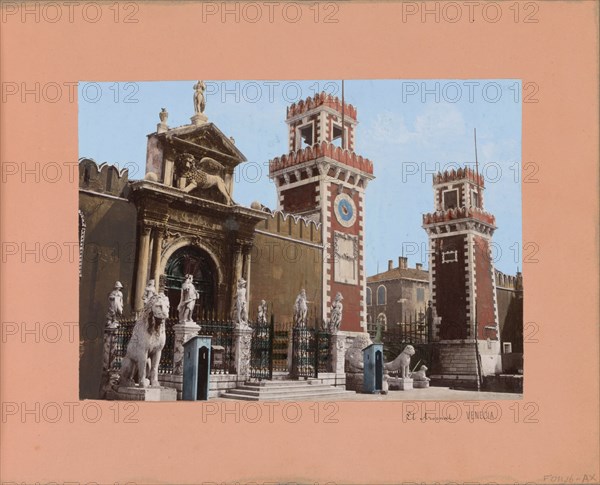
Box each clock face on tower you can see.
[333,193,357,227]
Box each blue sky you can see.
[79,80,522,275]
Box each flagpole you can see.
[341,80,345,149]
[474,128,480,188]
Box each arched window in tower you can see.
[366,287,372,306]
[376,312,387,331]
[377,285,387,305]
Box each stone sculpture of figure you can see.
[176,153,233,205]
[233,278,249,328]
[329,292,343,333]
[177,274,198,324]
[193,81,206,114]
[411,365,430,381]
[159,108,168,123]
[384,344,416,379]
[293,289,308,327]
[143,279,157,307]
[257,299,268,325]
[119,292,170,388]
[106,281,124,329]
[344,333,372,373]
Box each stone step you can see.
[221,378,353,401]
[221,388,352,401]
[243,379,322,387]
[233,384,338,395]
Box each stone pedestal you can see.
[100,326,119,398]
[413,380,430,389]
[190,113,208,126]
[345,372,364,392]
[173,322,201,375]
[234,326,253,380]
[109,386,177,401]
[330,332,346,375]
[388,377,414,391]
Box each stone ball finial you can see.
[145,172,158,182]
[250,201,262,210]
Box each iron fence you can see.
[291,323,333,379]
[200,318,235,374]
[249,315,274,380]
[273,321,293,372]
[291,326,315,379]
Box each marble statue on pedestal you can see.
[257,299,268,325]
[193,81,206,114]
[233,278,249,328]
[159,108,168,123]
[143,279,157,307]
[119,292,170,388]
[328,292,343,333]
[177,274,198,324]
[384,344,416,379]
[293,289,308,327]
[106,281,124,329]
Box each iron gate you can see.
[249,315,274,380]
[291,325,331,379]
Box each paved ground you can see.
[214,387,522,401]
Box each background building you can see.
[366,256,430,334]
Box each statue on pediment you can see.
[193,81,206,115]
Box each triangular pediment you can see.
[162,122,247,168]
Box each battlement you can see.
[256,209,322,245]
[269,141,374,177]
[286,92,357,121]
[79,158,130,198]
[422,206,496,226]
[433,167,484,187]
[495,270,523,291]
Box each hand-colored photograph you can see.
[78,79,523,403]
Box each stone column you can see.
[134,225,152,312]
[233,326,253,380]
[100,326,119,398]
[150,227,165,285]
[172,322,201,375]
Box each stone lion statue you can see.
[411,365,430,381]
[384,344,416,378]
[176,153,233,204]
[119,292,170,388]
[345,333,373,373]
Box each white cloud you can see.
[366,103,466,146]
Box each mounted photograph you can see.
[78,79,523,402]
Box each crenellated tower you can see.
[269,93,375,332]
[423,167,501,383]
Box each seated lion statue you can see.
[411,365,430,381]
[119,292,170,388]
[384,344,416,378]
[345,333,372,373]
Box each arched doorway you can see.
[164,245,218,319]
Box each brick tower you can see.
[269,93,375,333]
[422,167,501,387]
